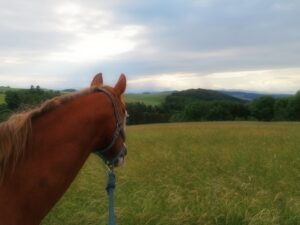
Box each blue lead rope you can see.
[106,169,117,225]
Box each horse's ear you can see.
[90,73,103,87]
[114,74,126,95]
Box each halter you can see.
[94,87,127,167]
[93,87,126,225]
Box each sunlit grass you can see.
[42,122,300,225]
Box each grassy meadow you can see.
[41,122,300,225]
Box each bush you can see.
[287,91,300,120]
[5,87,60,111]
[126,102,170,124]
[274,98,290,121]
[250,96,275,121]
[0,104,11,122]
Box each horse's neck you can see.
[0,93,110,225]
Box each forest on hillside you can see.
[127,89,300,124]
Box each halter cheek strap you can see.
[94,87,127,166]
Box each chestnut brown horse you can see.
[0,74,127,225]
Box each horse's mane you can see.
[0,86,99,181]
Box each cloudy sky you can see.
[0,0,299,93]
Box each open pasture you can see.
[42,122,300,225]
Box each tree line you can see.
[126,91,300,124]
[0,87,299,124]
[0,86,60,121]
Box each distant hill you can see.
[170,88,243,102]
[163,88,244,112]
[125,89,246,106]
[221,91,291,100]
[124,89,292,106]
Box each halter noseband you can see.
[94,87,127,167]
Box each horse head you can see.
[90,73,128,168]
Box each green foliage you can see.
[287,91,300,120]
[249,93,300,122]
[0,104,11,121]
[5,86,60,111]
[126,90,300,124]
[173,101,250,122]
[0,86,61,122]
[274,98,290,121]
[5,91,22,110]
[126,102,169,124]
[206,103,232,121]
[163,89,243,113]
[41,122,300,225]
[183,101,211,121]
[250,96,275,121]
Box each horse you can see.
[0,74,127,225]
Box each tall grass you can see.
[42,122,300,225]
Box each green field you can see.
[124,92,171,105]
[41,122,300,224]
[0,94,5,104]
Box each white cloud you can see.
[46,25,143,63]
[128,68,300,94]
[55,2,82,15]
[0,56,26,65]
